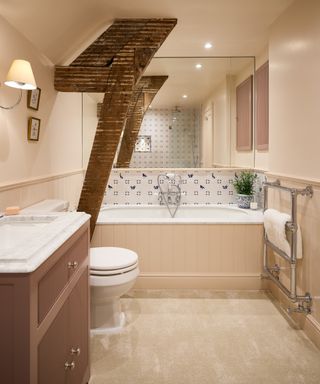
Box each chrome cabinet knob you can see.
[64,361,76,370]
[67,261,78,269]
[71,347,81,356]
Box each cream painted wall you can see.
[230,65,254,168]
[0,15,82,185]
[264,0,320,346]
[268,0,320,180]
[215,77,231,167]
[82,93,98,169]
[202,61,261,169]
[254,48,269,171]
[201,78,230,167]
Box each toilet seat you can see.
[91,261,139,276]
[90,246,138,270]
[90,247,139,285]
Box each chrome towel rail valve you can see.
[287,292,312,315]
[301,185,313,197]
[269,264,280,280]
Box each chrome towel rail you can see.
[263,179,313,197]
[262,179,313,314]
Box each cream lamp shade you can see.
[4,59,37,90]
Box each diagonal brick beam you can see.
[54,19,176,237]
[116,76,168,168]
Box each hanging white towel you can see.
[263,208,303,259]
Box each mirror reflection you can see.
[82,56,255,169]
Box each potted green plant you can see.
[233,171,257,208]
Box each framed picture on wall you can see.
[27,87,41,110]
[28,117,41,141]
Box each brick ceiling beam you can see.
[71,19,177,67]
[54,66,111,92]
[54,18,177,237]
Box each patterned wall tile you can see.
[104,169,265,207]
[130,108,200,168]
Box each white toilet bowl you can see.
[90,247,139,334]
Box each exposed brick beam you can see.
[54,67,111,92]
[71,19,177,67]
[54,18,177,237]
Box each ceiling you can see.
[88,57,255,108]
[0,0,293,109]
[0,0,293,65]
[145,57,254,108]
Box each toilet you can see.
[90,247,139,334]
[21,200,139,334]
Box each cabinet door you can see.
[67,270,90,384]
[38,301,68,384]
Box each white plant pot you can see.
[236,194,253,209]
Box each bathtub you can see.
[97,204,263,224]
[92,204,264,290]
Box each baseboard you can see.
[268,282,320,350]
[134,273,264,290]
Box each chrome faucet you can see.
[157,173,182,217]
[158,191,165,205]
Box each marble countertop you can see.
[0,212,90,273]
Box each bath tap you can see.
[157,173,182,217]
[157,192,165,205]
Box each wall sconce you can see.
[0,59,37,110]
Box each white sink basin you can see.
[0,212,90,273]
[0,215,57,252]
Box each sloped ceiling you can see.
[0,0,293,65]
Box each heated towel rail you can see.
[263,179,313,314]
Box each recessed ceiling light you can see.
[195,63,202,69]
[204,42,213,49]
[149,105,152,109]
[182,94,188,99]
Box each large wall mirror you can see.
[82,56,255,169]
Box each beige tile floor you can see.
[90,290,320,384]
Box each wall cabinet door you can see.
[38,270,89,384]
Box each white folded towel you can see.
[264,208,303,259]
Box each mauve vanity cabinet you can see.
[0,220,90,384]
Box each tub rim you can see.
[97,204,263,225]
